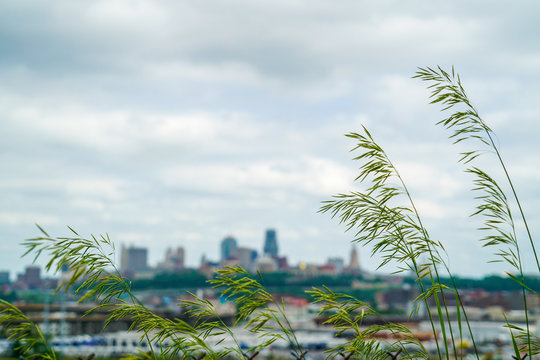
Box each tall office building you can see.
[263,229,278,256]
[121,245,149,275]
[16,266,41,289]
[327,257,345,274]
[221,236,238,262]
[158,247,185,272]
[233,247,258,270]
[349,245,360,271]
[0,271,9,285]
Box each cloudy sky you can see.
[1,1,540,278]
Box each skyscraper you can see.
[158,247,185,272]
[263,229,278,256]
[0,271,9,285]
[349,245,360,272]
[121,246,149,275]
[16,266,41,289]
[233,247,257,270]
[221,236,238,262]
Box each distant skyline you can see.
[7,230,361,281]
[2,1,540,277]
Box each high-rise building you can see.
[232,247,257,270]
[221,236,238,262]
[16,266,41,289]
[0,271,9,285]
[327,257,345,274]
[158,247,185,272]
[121,246,149,275]
[263,229,278,256]
[349,245,360,272]
[276,256,288,270]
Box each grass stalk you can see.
[392,158,461,359]
[483,118,540,275]
[415,66,537,357]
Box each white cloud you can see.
[412,199,448,220]
[160,157,355,197]
[141,61,266,87]
[66,179,125,200]
[398,162,464,198]
[0,212,59,226]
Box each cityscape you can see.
[3,228,363,291]
[0,228,538,358]
[121,228,362,279]
[2,2,540,358]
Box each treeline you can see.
[131,271,540,293]
[132,270,374,290]
[441,275,540,292]
[404,274,540,292]
[129,271,382,305]
[131,271,208,290]
[130,271,368,290]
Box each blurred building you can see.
[276,256,289,270]
[220,236,238,262]
[376,284,416,311]
[121,245,148,276]
[199,254,219,278]
[15,266,41,289]
[263,229,278,256]
[157,247,185,272]
[0,270,9,285]
[347,245,361,274]
[232,247,257,270]
[327,257,345,274]
[319,263,337,275]
[255,255,278,272]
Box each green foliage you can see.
[0,289,17,304]
[319,125,453,360]
[320,127,444,274]
[22,226,131,305]
[320,65,539,359]
[0,300,56,359]
[415,66,539,358]
[414,66,539,274]
[210,266,304,358]
[131,271,367,295]
[1,66,538,360]
[421,275,540,293]
[309,286,428,359]
[131,271,209,291]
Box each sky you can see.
[1,1,540,279]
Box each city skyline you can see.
[3,227,367,282]
[1,2,540,278]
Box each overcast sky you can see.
[1,1,540,278]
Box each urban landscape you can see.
[0,229,538,359]
[2,2,540,359]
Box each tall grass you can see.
[0,66,538,359]
[321,66,539,359]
